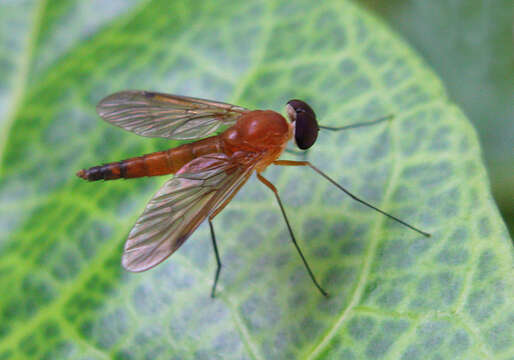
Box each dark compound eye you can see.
[286,99,319,150]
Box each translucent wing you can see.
[97,90,249,140]
[122,152,259,272]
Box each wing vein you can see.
[97,90,249,140]
[122,152,260,272]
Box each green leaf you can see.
[358,0,514,237]
[0,0,512,359]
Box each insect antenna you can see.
[319,114,393,131]
[273,160,431,237]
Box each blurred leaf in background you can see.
[0,0,512,359]
[358,0,514,234]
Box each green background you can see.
[359,0,514,240]
[0,0,512,359]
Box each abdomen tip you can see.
[76,169,87,180]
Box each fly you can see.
[77,90,430,297]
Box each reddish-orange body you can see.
[77,90,430,298]
[77,110,292,181]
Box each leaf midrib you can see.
[305,53,403,359]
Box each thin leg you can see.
[257,172,329,297]
[273,160,430,237]
[207,174,251,297]
[209,218,222,298]
[319,114,393,131]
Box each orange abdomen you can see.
[78,110,292,182]
[77,136,224,181]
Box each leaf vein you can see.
[0,0,48,172]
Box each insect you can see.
[77,90,430,297]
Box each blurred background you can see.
[357,0,513,235]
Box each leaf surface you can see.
[0,0,512,359]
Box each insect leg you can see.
[273,160,430,237]
[207,176,251,298]
[257,172,329,297]
[208,218,222,298]
[319,114,393,131]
